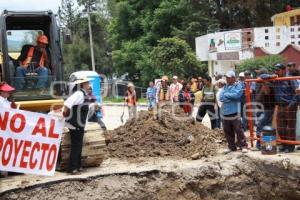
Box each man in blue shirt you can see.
[220,70,248,153]
[146,81,156,110]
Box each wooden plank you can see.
[59,127,106,170]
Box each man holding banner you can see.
[0,82,16,109]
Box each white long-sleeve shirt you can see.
[0,96,12,109]
[169,82,182,102]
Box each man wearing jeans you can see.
[255,68,275,150]
[15,34,50,90]
[220,71,248,153]
[273,64,298,153]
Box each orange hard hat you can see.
[37,35,48,44]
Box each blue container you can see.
[261,126,277,155]
[87,74,102,118]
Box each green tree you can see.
[236,55,285,73]
[149,37,206,81]
[211,0,300,29]
[59,0,113,77]
[109,0,215,85]
[58,0,78,32]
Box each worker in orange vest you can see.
[125,82,137,119]
[15,34,50,90]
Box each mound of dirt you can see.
[105,107,226,159]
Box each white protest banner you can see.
[0,107,63,176]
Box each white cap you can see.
[172,76,178,79]
[239,72,245,77]
[225,71,236,78]
[216,79,226,84]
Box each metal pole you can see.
[87,3,96,71]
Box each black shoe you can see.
[288,145,295,152]
[78,167,87,173]
[278,145,286,152]
[68,169,80,175]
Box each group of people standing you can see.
[134,62,300,154]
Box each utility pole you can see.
[87,1,96,71]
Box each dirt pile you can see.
[3,155,300,200]
[105,107,226,159]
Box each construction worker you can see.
[156,76,170,103]
[63,77,92,175]
[125,82,137,119]
[0,82,16,108]
[15,34,50,90]
[169,76,183,103]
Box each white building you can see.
[195,25,300,76]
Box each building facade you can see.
[195,8,300,77]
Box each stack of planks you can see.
[59,123,106,170]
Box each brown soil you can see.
[105,107,226,160]
[2,155,300,200]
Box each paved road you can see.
[102,104,211,130]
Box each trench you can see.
[1,154,300,200]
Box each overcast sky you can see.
[0,0,61,14]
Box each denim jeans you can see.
[15,66,49,90]
[256,110,273,149]
[148,98,156,109]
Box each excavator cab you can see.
[0,10,65,111]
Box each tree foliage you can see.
[59,0,112,78]
[58,0,299,85]
[211,0,300,29]
[150,37,205,80]
[236,55,285,73]
[109,0,216,85]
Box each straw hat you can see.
[72,77,92,85]
[127,82,135,88]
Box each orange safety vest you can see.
[22,47,45,67]
[159,86,169,101]
[126,90,136,106]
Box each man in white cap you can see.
[169,76,182,103]
[220,70,248,153]
[63,77,92,174]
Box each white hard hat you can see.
[172,76,178,79]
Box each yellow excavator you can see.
[0,10,66,111]
[0,10,105,172]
